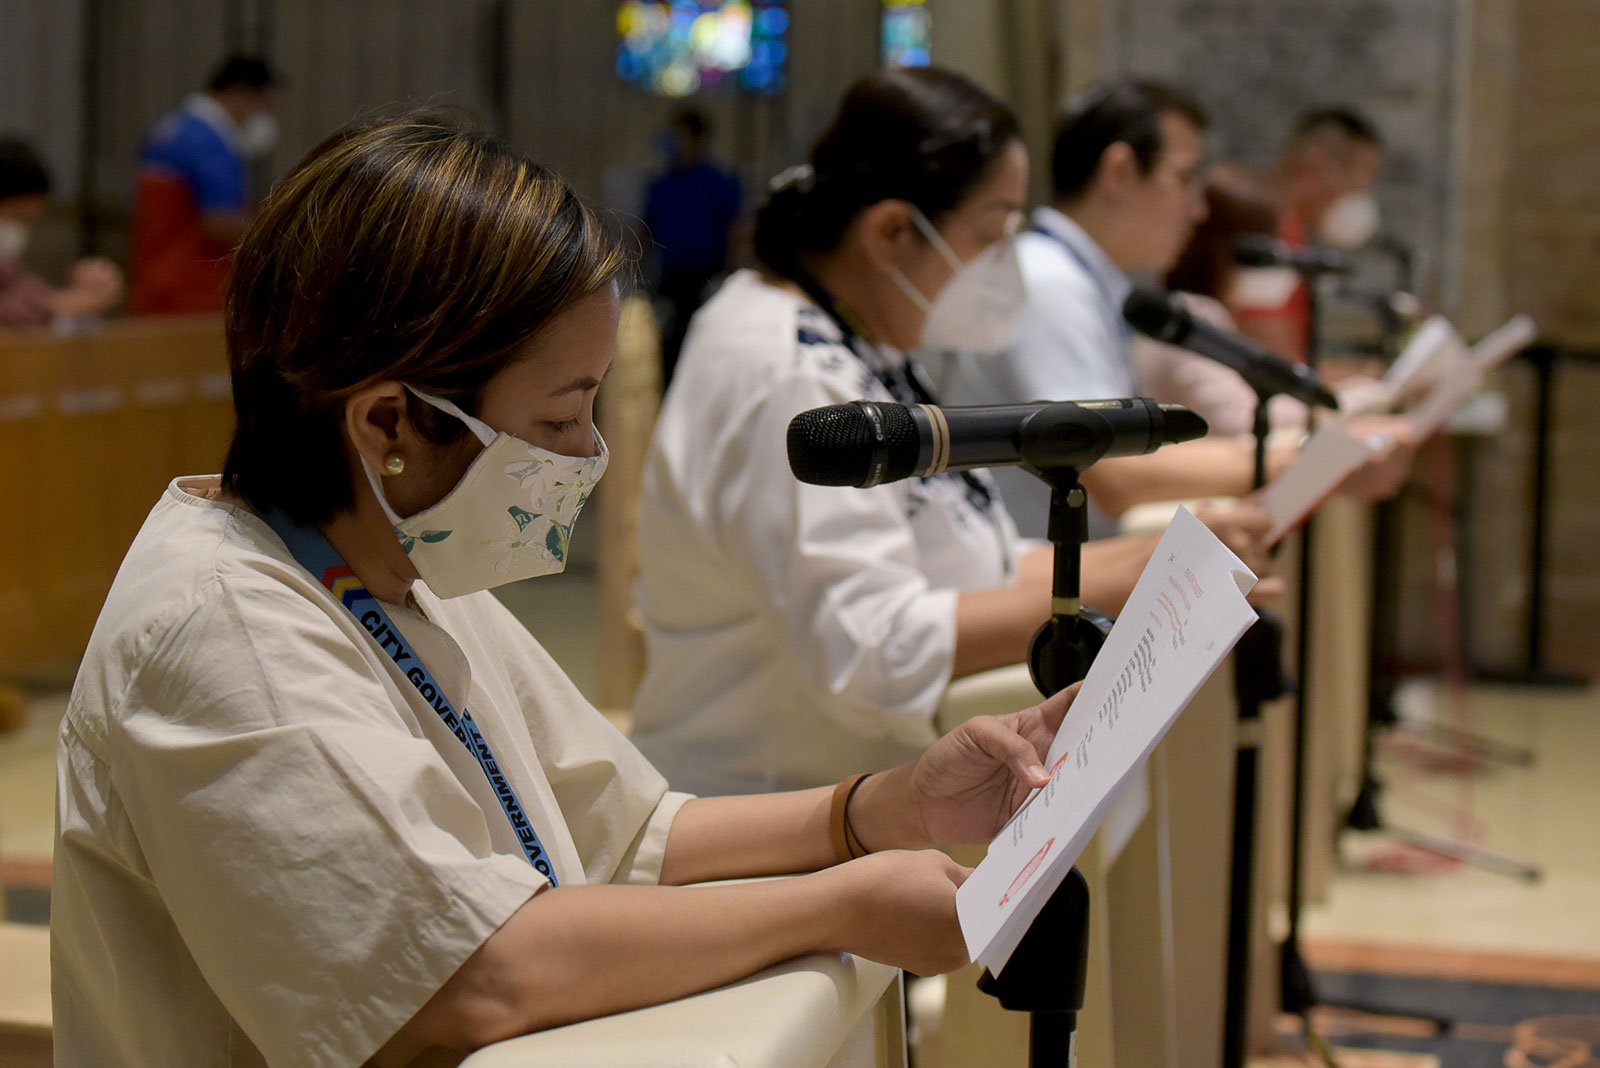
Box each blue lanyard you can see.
[259,508,559,884]
[1029,224,1133,354]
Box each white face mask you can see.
[1318,191,1381,249]
[0,218,28,264]
[362,387,608,598]
[237,112,279,158]
[889,206,1027,354]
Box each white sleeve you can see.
[713,368,956,747]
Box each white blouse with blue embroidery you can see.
[633,269,1021,796]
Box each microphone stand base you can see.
[977,868,1092,1068]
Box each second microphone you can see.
[788,397,1209,489]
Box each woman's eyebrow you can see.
[549,362,614,397]
[550,376,602,397]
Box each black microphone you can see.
[787,397,1209,489]
[1232,234,1353,276]
[1122,288,1339,409]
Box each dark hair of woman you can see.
[1163,171,1279,299]
[752,66,1021,280]
[221,109,629,527]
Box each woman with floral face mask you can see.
[633,68,1175,797]
[51,110,1077,1067]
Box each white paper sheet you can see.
[1403,314,1536,440]
[1260,315,1536,544]
[1095,763,1150,867]
[955,507,1259,974]
[1382,315,1469,404]
[1259,422,1378,544]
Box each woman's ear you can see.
[342,382,411,471]
[855,199,920,273]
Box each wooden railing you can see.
[464,952,904,1068]
[0,315,232,678]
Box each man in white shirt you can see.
[943,79,1282,537]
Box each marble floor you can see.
[1300,679,1600,970]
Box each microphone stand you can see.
[1281,276,1328,1038]
[977,465,1108,1068]
[1027,466,1114,693]
[1220,389,1289,1068]
[1274,277,1454,1059]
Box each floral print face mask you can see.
[361,386,608,598]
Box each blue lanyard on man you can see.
[259,506,559,885]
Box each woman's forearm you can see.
[398,839,975,1055]
[951,545,1053,679]
[660,790,835,884]
[400,877,841,1051]
[659,765,933,886]
[951,533,1163,678]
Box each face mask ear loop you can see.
[404,385,498,447]
[367,386,497,527]
[888,268,936,317]
[906,204,966,274]
[890,205,968,323]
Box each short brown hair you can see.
[222,109,629,525]
[1050,78,1208,203]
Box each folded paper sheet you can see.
[1402,314,1537,440]
[956,507,1259,974]
[1261,421,1379,544]
[1262,314,1536,543]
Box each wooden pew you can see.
[0,922,52,1068]
[0,316,232,679]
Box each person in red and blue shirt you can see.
[1230,108,1384,361]
[129,55,279,316]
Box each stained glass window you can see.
[616,1,789,96]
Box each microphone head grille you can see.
[1232,234,1281,268]
[787,402,921,487]
[1121,288,1189,344]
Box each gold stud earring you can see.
[383,453,406,476]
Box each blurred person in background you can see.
[631,67,1276,798]
[642,107,743,385]
[0,137,123,328]
[128,54,280,316]
[1230,106,1385,360]
[52,110,1076,1065]
[1132,167,1311,436]
[939,78,1300,538]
